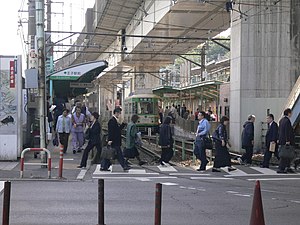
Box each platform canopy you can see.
[47,60,108,97]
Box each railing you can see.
[285,75,300,110]
[20,148,52,178]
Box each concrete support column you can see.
[230,0,300,152]
[134,66,160,94]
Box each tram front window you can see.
[138,100,154,114]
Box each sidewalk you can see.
[0,139,94,180]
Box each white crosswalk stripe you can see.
[250,167,278,175]
[0,181,4,194]
[222,168,248,177]
[0,162,18,170]
[157,165,177,172]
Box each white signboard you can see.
[50,61,107,80]
[0,55,22,160]
[69,82,94,88]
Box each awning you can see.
[47,60,108,97]
[153,80,222,101]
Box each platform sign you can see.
[69,82,94,88]
[49,61,107,80]
[0,55,22,160]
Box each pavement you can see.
[1,142,300,224]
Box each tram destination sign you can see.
[69,82,94,88]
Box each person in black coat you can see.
[277,108,295,173]
[158,116,174,166]
[212,116,236,172]
[101,108,130,171]
[78,112,101,168]
[238,114,255,165]
[262,114,279,168]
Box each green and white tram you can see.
[124,94,161,133]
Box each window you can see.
[137,98,154,114]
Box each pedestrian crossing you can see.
[0,162,18,170]
[91,164,300,181]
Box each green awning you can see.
[47,61,108,97]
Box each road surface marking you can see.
[291,200,300,204]
[0,181,4,194]
[250,167,277,175]
[128,169,147,174]
[76,169,87,180]
[0,162,18,170]
[92,176,177,180]
[247,178,300,181]
[190,177,233,180]
[226,191,239,194]
[135,178,150,181]
[234,193,251,197]
[63,158,74,161]
[169,173,211,176]
[157,166,177,172]
[187,187,196,190]
[162,182,178,186]
[223,168,248,177]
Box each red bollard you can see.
[58,144,64,178]
[2,181,11,225]
[249,180,265,225]
[154,183,162,225]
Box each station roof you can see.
[55,0,230,86]
[153,80,222,101]
[48,61,108,97]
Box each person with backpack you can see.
[212,116,236,172]
[158,116,174,166]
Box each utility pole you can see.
[35,0,46,155]
[26,0,36,145]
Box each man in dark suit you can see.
[102,108,130,171]
[238,115,255,165]
[277,108,295,173]
[262,114,279,168]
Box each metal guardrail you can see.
[20,148,52,178]
[144,134,214,165]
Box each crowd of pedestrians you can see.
[50,96,297,174]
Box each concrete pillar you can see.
[134,66,160,94]
[230,0,300,152]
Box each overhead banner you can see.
[49,61,107,80]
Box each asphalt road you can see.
[0,164,300,225]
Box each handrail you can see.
[285,75,300,110]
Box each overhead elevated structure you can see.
[54,0,230,117]
[230,0,300,152]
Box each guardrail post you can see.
[2,181,11,225]
[154,183,162,225]
[98,179,105,225]
[173,139,176,157]
[58,144,64,179]
[181,141,186,161]
[192,142,196,165]
[155,134,159,148]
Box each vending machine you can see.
[0,55,22,160]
